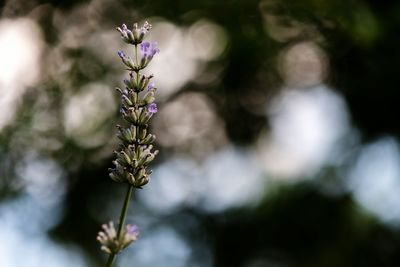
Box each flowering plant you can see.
[97,21,159,267]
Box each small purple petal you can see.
[140,42,150,56]
[147,82,155,90]
[148,103,158,114]
[140,42,159,58]
[127,224,139,234]
[142,42,150,48]
[117,50,125,58]
[149,42,160,57]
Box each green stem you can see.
[135,45,140,86]
[105,185,134,267]
[135,44,139,66]
[117,185,134,237]
[106,254,115,267]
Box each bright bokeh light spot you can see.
[198,147,265,212]
[16,152,66,207]
[0,195,89,267]
[279,41,328,88]
[185,19,228,61]
[347,137,400,225]
[143,19,228,99]
[143,21,198,98]
[120,226,192,267]
[257,85,349,179]
[139,158,199,213]
[154,92,227,157]
[63,82,117,147]
[0,18,44,130]
[140,147,265,213]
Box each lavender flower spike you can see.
[100,20,159,267]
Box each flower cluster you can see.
[117,22,159,71]
[97,222,139,254]
[116,21,152,45]
[108,21,159,189]
[98,21,159,261]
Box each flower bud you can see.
[143,90,155,104]
[119,151,132,165]
[130,91,138,104]
[122,95,133,107]
[138,128,147,140]
[127,173,135,184]
[97,222,139,254]
[141,134,156,145]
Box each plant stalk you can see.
[106,254,116,267]
[106,185,134,267]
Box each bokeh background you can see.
[1,0,400,266]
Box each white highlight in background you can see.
[0,18,44,130]
[347,137,400,225]
[257,85,349,179]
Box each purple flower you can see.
[148,103,158,114]
[117,24,131,35]
[124,224,139,244]
[140,42,150,56]
[117,23,128,33]
[147,82,155,90]
[123,79,130,87]
[117,24,129,38]
[127,224,139,235]
[140,42,160,58]
[117,50,126,59]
